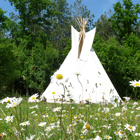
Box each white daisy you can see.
[38,122,46,127]
[115,112,121,116]
[102,107,109,113]
[102,125,111,129]
[118,130,125,138]
[28,93,39,102]
[93,135,102,140]
[123,97,130,102]
[6,97,22,108]
[135,133,140,136]
[20,121,30,126]
[26,134,36,140]
[130,80,140,87]
[30,105,39,109]
[136,107,140,110]
[52,107,62,112]
[125,124,136,132]
[104,135,112,139]
[5,116,14,123]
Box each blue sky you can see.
[0,0,139,22]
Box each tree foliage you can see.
[109,0,140,43]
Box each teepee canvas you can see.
[42,18,122,104]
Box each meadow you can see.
[0,95,140,140]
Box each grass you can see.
[0,96,140,140]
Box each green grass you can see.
[0,97,140,140]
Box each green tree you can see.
[8,0,59,46]
[93,36,140,98]
[95,11,114,40]
[109,0,140,43]
[0,41,21,97]
[16,39,59,96]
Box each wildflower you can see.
[14,130,21,136]
[92,130,98,133]
[75,72,80,76]
[31,111,36,114]
[42,115,48,118]
[30,105,39,109]
[122,106,127,112]
[125,124,136,132]
[115,113,121,116]
[67,126,72,134]
[136,114,140,117]
[6,97,23,108]
[28,93,39,102]
[123,97,130,102]
[21,128,25,131]
[117,123,122,126]
[5,116,14,123]
[102,107,109,113]
[136,107,140,110]
[133,102,138,105]
[104,135,112,139]
[45,126,55,132]
[135,133,140,136]
[81,129,89,135]
[20,121,30,126]
[93,135,102,140]
[118,130,125,138]
[102,125,111,129]
[1,132,7,136]
[98,107,101,112]
[130,80,140,87]
[38,122,46,127]
[26,134,36,140]
[114,131,118,136]
[0,97,14,104]
[52,107,62,112]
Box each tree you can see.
[95,11,114,40]
[109,0,140,43]
[0,41,21,97]
[15,39,59,96]
[8,0,59,47]
[0,8,9,39]
[69,0,95,31]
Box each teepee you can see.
[42,18,122,104]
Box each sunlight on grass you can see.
[0,95,140,140]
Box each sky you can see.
[0,0,139,22]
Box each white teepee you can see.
[42,18,122,104]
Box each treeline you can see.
[0,0,140,99]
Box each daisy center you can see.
[56,74,63,80]
[135,83,140,86]
[120,131,124,134]
[32,97,35,100]
[85,124,90,130]
[128,126,133,130]
[52,92,55,94]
